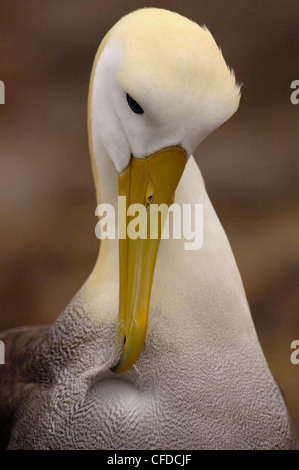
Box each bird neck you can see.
[87,138,207,282]
[84,140,251,333]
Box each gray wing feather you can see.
[0,325,49,449]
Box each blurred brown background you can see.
[0,0,298,438]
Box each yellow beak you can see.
[112,146,186,373]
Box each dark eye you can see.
[126,93,144,114]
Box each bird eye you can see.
[126,93,144,114]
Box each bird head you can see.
[88,8,240,373]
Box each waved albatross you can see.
[0,8,297,450]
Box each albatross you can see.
[0,8,297,450]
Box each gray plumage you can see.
[0,292,297,449]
